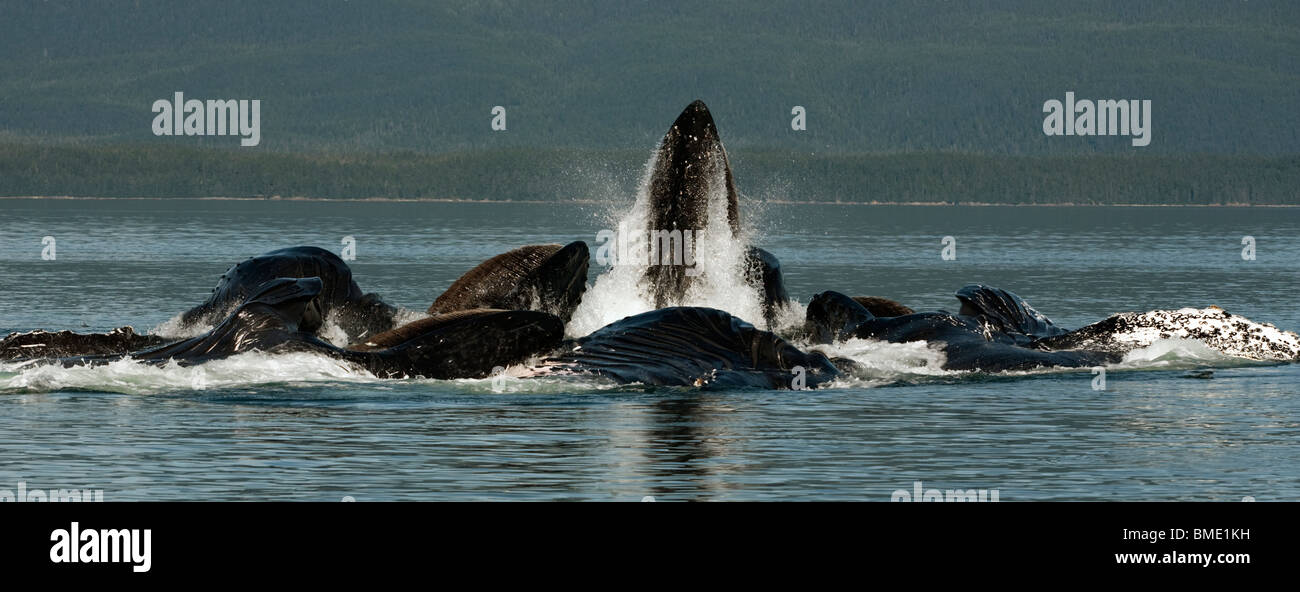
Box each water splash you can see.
[0,332,1280,396]
[815,337,956,380]
[0,352,370,395]
[150,312,212,340]
[1113,338,1240,369]
[567,149,768,336]
[0,351,638,396]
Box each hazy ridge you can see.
[1,1,1297,203]
[3,143,1296,204]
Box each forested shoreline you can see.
[1,143,1296,205]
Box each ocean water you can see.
[1,198,1298,501]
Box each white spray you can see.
[566,149,770,337]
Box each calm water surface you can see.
[1,199,1297,500]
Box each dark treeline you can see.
[1,1,1296,155]
[2,144,1295,205]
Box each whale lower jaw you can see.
[1045,307,1300,362]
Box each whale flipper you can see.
[430,241,589,323]
[550,307,839,389]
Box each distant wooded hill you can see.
[3,143,1296,205]
[1,0,1297,155]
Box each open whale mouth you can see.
[516,240,590,322]
[300,294,324,335]
[236,276,328,334]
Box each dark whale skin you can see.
[1,327,167,361]
[40,277,565,380]
[805,289,1119,373]
[429,241,589,324]
[179,246,399,343]
[640,100,789,320]
[550,306,840,389]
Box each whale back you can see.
[1,327,166,361]
[353,309,514,350]
[851,297,915,318]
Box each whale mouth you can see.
[239,277,328,334]
[519,240,590,322]
[300,295,324,335]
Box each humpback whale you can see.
[2,236,823,385]
[3,246,402,362]
[851,297,915,318]
[1031,307,1300,361]
[2,241,591,363]
[429,241,589,323]
[545,306,840,389]
[803,286,1300,373]
[0,326,166,361]
[38,277,566,379]
[6,100,1300,390]
[639,100,789,325]
[178,246,400,343]
[803,289,1118,372]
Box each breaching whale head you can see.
[648,99,740,236]
[804,291,877,344]
[642,100,741,308]
[429,241,589,323]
